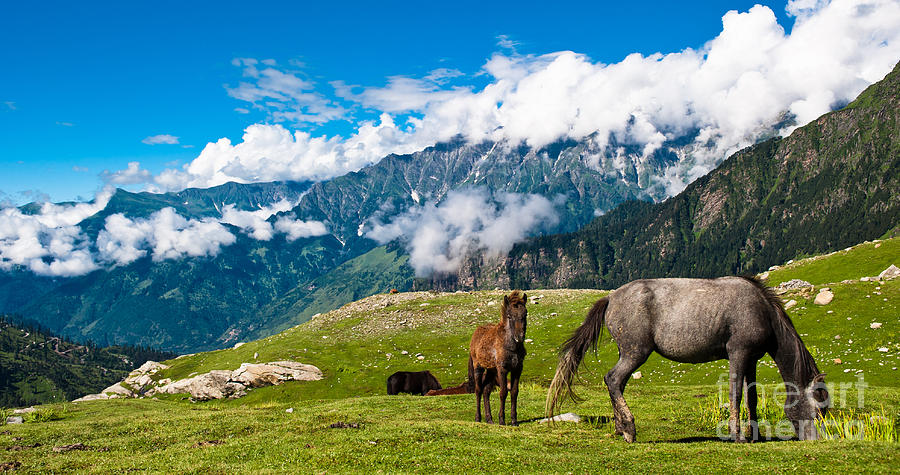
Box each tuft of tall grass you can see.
[22,405,69,423]
[0,407,12,424]
[816,406,898,442]
[696,389,784,430]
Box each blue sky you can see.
[2,0,899,278]
[0,0,801,203]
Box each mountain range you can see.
[1,62,897,353]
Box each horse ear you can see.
[522,293,527,302]
[814,373,826,383]
[503,295,509,306]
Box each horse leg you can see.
[498,370,508,426]
[744,361,759,442]
[474,366,484,423]
[604,352,650,443]
[483,380,494,424]
[510,367,522,426]
[727,353,751,443]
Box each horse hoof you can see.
[623,432,636,443]
[735,437,748,444]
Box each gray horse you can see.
[546,276,829,442]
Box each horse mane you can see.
[500,290,527,322]
[739,276,820,386]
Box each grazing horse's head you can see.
[501,291,528,345]
[786,373,830,440]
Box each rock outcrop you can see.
[75,360,323,402]
[231,361,323,388]
[878,264,900,281]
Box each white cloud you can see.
[97,201,328,267]
[150,114,420,191]
[147,0,899,196]
[365,188,559,276]
[274,215,329,241]
[0,186,328,275]
[101,161,153,185]
[226,58,346,124]
[0,189,113,277]
[142,134,180,145]
[96,208,236,266]
[219,199,294,241]
[333,73,471,113]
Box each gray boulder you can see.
[878,264,900,281]
[231,361,323,388]
[153,370,247,401]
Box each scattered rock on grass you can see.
[814,289,834,305]
[5,416,23,425]
[191,440,224,448]
[539,412,582,423]
[330,422,360,429]
[6,443,40,451]
[53,443,88,453]
[871,322,882,329]
[777,279,812,291]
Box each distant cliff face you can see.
[445,62,900,291]
[290,132,707,249]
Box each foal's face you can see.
[504,294,528,344]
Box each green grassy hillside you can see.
[1,237,897,472]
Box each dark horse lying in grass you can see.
[469,290,527,425]
[386,370,442,396]
[547,277,829,442]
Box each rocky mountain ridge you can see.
[430,61,900,291]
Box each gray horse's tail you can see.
[546,297,609,418]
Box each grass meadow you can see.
[2,237,898,473]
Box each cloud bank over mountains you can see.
[0,194,328,277]
[3,0,899,278]
[365,188,560,276]
[134,0,900,195]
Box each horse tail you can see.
[546,296,609,418]
[466,354,475,392]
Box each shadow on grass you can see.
[660,436,793,444]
